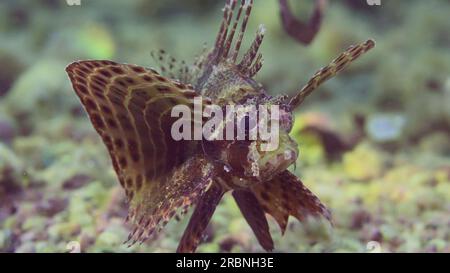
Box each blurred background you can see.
[0,0,449,253]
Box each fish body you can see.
[66,0,374,252]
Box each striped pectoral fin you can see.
[66,60,213,245]
[66,60,208,189]
[232,190,274,251]
[251,170,332,235]
[177,183,225,253]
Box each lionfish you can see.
[66,0,374,252]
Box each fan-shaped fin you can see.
[232,190,274,251]
[177,182,225,253]
[66,60,213,244]
[250,170,332,234]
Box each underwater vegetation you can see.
[0,0,449,253]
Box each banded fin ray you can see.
[232,190,274,251]
[177,182,225,253]
[289,39,375,108]
[250,170,332,235]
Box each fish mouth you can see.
[259,147,298,182]
[279,149,298,170]
[274,148,298,172]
